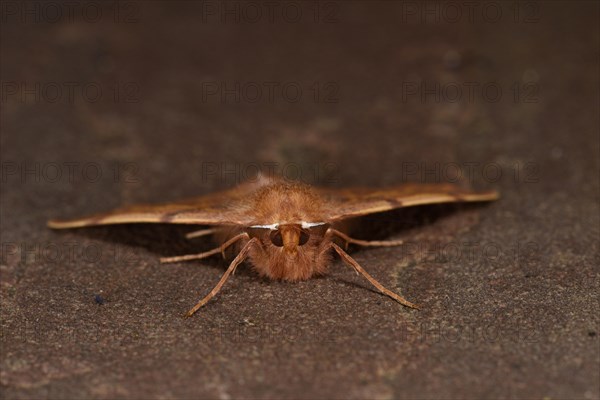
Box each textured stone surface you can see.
[1,2,598,399]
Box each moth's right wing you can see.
[315,183,499,222]
[47,181,263,229]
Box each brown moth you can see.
[48,175,499,317]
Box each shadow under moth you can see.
[48,176,499,317]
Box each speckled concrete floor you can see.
[1,2,598,399]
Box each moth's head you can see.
[248,222,328,258]
[246,222,330,281]
[269,224,310,257]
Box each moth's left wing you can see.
[316,183,499,222]
[47,182,262,229]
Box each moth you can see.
[48,176,498,317]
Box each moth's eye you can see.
[269,230,284,247]
[299,229,310,246]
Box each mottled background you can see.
[1,1,598,399]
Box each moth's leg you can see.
[185,228,219,240]
[328,228,403,250]
[160,232,249,264]
[331,243,420,309]
[185,237,258,317]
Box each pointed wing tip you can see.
[480,189,500,201]
[47,219,86,229]
[47,219,66,229]
[47,219,61,229]
[462,189,500,202]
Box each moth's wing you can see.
[316,183,499,222]
[47,181,263,229]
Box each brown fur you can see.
[248,180,325,224]
[217,180,331,281]
[247,224,332,281]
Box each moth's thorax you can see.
[249,181,324,225]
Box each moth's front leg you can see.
[185,237,259,317]
[160,232,250,264]
[185,227,219,239]
[330,242,419,309]
[327,228,404,250]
